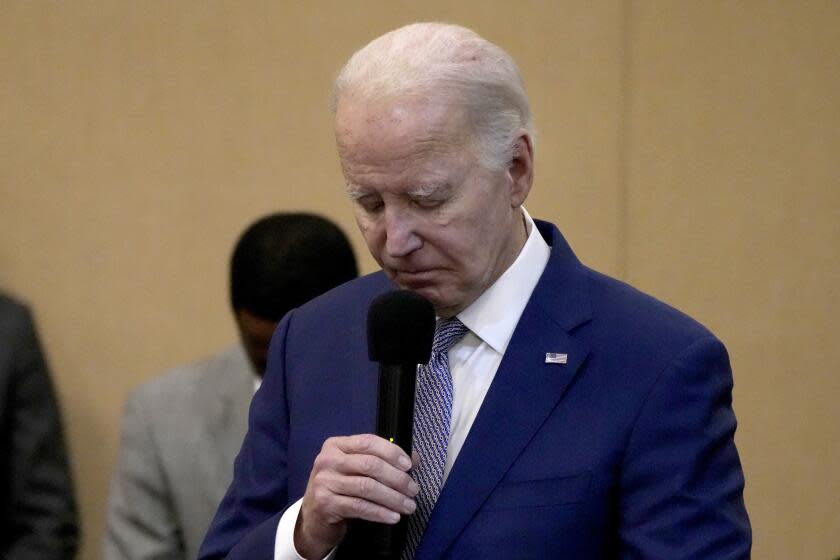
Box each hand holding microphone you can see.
[294,291,434,559]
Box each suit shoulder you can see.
[286,271,391,329]
[0,294,46,385]
[0,292,27,317]
[583,267,718,350]
[0,294,34,339]
[564,268,730,396]
[127,346,250,412]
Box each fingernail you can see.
[408,481,419,496]
[403,498,416,513]
[399,455,411,469]
[386,511,400,524]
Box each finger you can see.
[328,475,417,515]
[411,450,420,469]
[331,494,404,525]
[334,453,419,497]
[335,434,412,470]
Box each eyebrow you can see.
[344,183,367,200]
[344,182,448,200]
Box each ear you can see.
[507,131,534,207]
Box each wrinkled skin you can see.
[293,93,534,558]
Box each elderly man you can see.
[200,23,751,559]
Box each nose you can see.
[384,206,422,258]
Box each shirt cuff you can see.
[274,498,337,560]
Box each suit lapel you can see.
[417,222,593,558]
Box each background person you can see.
[0,292,79,560]
[103,213,358,560]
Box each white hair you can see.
[332,22,535,171]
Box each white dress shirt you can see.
[274,208,550,559]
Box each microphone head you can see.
[368,290,435,364]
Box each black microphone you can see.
[340,290,435,559]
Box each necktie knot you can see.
[431,317,469,358]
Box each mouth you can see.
[390,268,439,288]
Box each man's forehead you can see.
[335,93,471,149]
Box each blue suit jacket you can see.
[199,221,751,559]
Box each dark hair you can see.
[230,213,358,320]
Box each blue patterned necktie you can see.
[403,317,469,559]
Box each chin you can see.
[397,284,443,309]
[418,291,464,318]
[386,273,465,315]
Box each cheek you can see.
[435,227,482,274]
[459,224,500,280]
[457,216,492,254]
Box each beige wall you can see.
[1,2,837,558]
[623,3,840,556]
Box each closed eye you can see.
[345,184,383,213]
[356,195,384,213]
[409,184,451,210]
[412,197,446,210]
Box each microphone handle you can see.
[341,362,417,559]
[376,362,418,456]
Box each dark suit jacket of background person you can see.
[0,294,79,560]
[199,220,752,559]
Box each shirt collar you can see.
[457,207,550,354]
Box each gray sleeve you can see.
[103,390,184,560]
[1,305,79,560]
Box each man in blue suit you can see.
[200,22,751,559]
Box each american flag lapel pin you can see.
[545,352,568,364]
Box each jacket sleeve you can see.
[103,389,184,560]
[2,305,79,560]
[198,311,296,560]
[618,335,752,559]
